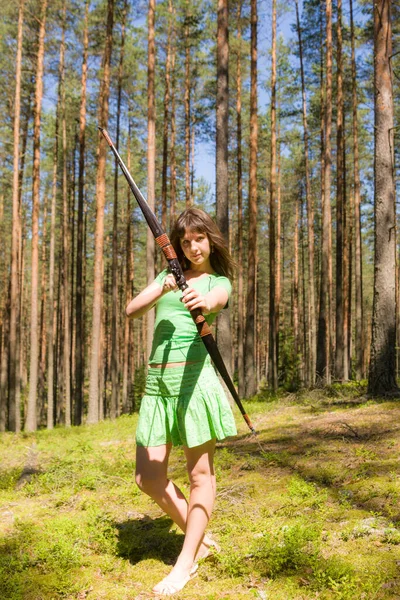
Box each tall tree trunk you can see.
[146,0,156,360]
[87,0,114,424]
[244,0,258,398]
[16,84,33,427]
[335,0,344,380]
[111,0,128,420]
[38,193,47,422]
[216,0,232,379]
[55,244,64,425]
[269,0,278,392]
[25,0,47,432]
[60,0,71,427]
[70,137,77,416]
[350,0,364,380]
[75,0,89,426]
[47,131,58,430]
[368,0,398,396]
[316,0,332,384]
[295,0,315,386]
[161,2,172,233]
[103,264,110,417]
[300,198,307,383]
[342,120,349,381]
[335,0,346,381]
[169,1,177,226]
[9,0,24,432]
[276,138,282,362]
[190,114,195,206]
[184,3,191,208]
[236,0,245,398]
[0,322,6,431]
[293,195,300,384]
[122,122,134,413]
[1,287,10,431]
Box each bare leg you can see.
[135,444,214,557]
[152,439,216,595]
[135,443,188,531]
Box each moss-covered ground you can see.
[1,386,400,599]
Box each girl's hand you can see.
[162,273,178,294]
[181,287,211,314]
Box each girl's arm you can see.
[181,285,228,315]
[126,273,177,319]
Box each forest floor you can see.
[1,385,400,600]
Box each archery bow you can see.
[99,127,255,434]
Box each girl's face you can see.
[180,228,211,268]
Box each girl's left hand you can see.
[181,287,211,314]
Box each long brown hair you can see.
[170,208,235,279]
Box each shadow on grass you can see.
[115,515,184,566]
[217,403,400,522]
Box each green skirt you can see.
[135,360,237,448]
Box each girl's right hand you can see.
[162,273,178,294]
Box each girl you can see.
[126,208,237,595]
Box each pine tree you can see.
[25,0,48,432]
[9,0,25,433]
[87,0,114,424]
[368,0,398,396]
[244,0,258,398]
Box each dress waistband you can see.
[144,360,215,397]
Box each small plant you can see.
[0,468,22,491]
[382,527,400,545]
[87,508,118,555]
[287,475,328,509]
[312,556,358,598]
[254,521,322,577]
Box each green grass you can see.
[1,393,400,599]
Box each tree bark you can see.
[293,195,300,385]
[38,193,47,423]
[122,122,134,414]
[169,2,177,225]
[9,0,24,432]
[244,0,258,398]
[60,0,71,427]
[75,0,89,426]
[25,0,47,432]
[236,0,244,398]
[215,0,233,380]
[184,3,191,208]
[87,0,114,424]
[161,2,172,233]
[335,0,345,381]
[316,0,332,384]
[350,0,364,380]
[368,0,398,396]
[47,132,58,430]
[1,287,10,431]
[295,0,315,386]
[269,0,278,392]
[146,0,156,360]
[111,0,128,420]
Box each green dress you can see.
[135,269,238,448]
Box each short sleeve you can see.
[210,275,232,309]
[154,269,169,287]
